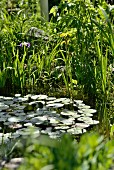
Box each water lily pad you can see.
[35,121,44,125]
[61,118,75,125]
[60,110,78,117]
[78,105,91,109]
[41,127,52,134]
[8,116,25,123]
[84,119,99,125]
[14,112,26,116]
[81,108,97,114]
[31,95,39,100]
[3,97,13,100]
[10,133,21,139]
[31,116,47,123]
[4,100,14,105]
[67,128,83,134]
[0,96,4,101]
[55,125,69,130]
[9,123,23,129]
[26,113,37,118]
[78,103,85,107]
[49,118,59,124]
[74,100,83,104]
[18,97,28,103]
[15,94,21,97]
[55,98,68,103]
[37,94,48,100]
[24,123,33,127]
[62,98,72,104]
[75,123,90,128]
[4,122,13,125]
[77,117,92,122]
[46,97,56,101]
[78,110,93,117]
[48,131,61,139]
[46,103,64,108]
[0,118,7,122]
[0,102,9,110]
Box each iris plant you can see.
[19,42,30,47]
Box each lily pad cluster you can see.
[0,94,99,144]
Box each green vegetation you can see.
[0,0,113,99]
[2,132,114,170]
[0,0,114,169]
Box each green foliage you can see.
[0,0,113,100]
[18,133,114,170]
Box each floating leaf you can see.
[37,94,48,100]
[84,119,99,125]
[74,100,83,104]
[55,125,69,130]
[15,94,21,97]
[46,103,64,108]
[24,123,33,127]
[8,116,25,123]
[81,109,97,114]
[61,118,75,125]
[75,123,90,128]
[46,97,56,101]
[77,117,92,122]
[0,102,9,110]
[78,105,91,109]
[67,128,83,134]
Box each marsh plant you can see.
[0,0,113,100]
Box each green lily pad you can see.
[62,98,72,104]
[10,133,21,139]
[60,110,80,119]
[52,98,67,103]
[8,116,25,123]
[9,123,23,129]
[75,123,90,128]
[61,118,75,125]
[67,128,83,134]
[15,94,21,97]
[4,100,14,105]
[84,119,99,125]
[3,97,13,100]
[81,108,97,114]
[0,117,7,122]
[37,94,48,100]
[41,127,52,134]
[31,95,39,100]
[55,125,69,130]
[78,105,91,109]
[77,117,92,122]
[49,118,59,124]
[31,116,47,123]
[48,131,61,139]
[78,110,93,117]
[74,100,83,104]
[46,103,64,108]
[46,97,56,101]
[0,102,9,110]
[24,123,33,127]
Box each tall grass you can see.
[0,0,113,102]
[51,0,114,100]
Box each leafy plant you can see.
[18,133,114,170]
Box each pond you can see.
[0,89,113,170]
[0,93,99,144]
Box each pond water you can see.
[0,93,99,144]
